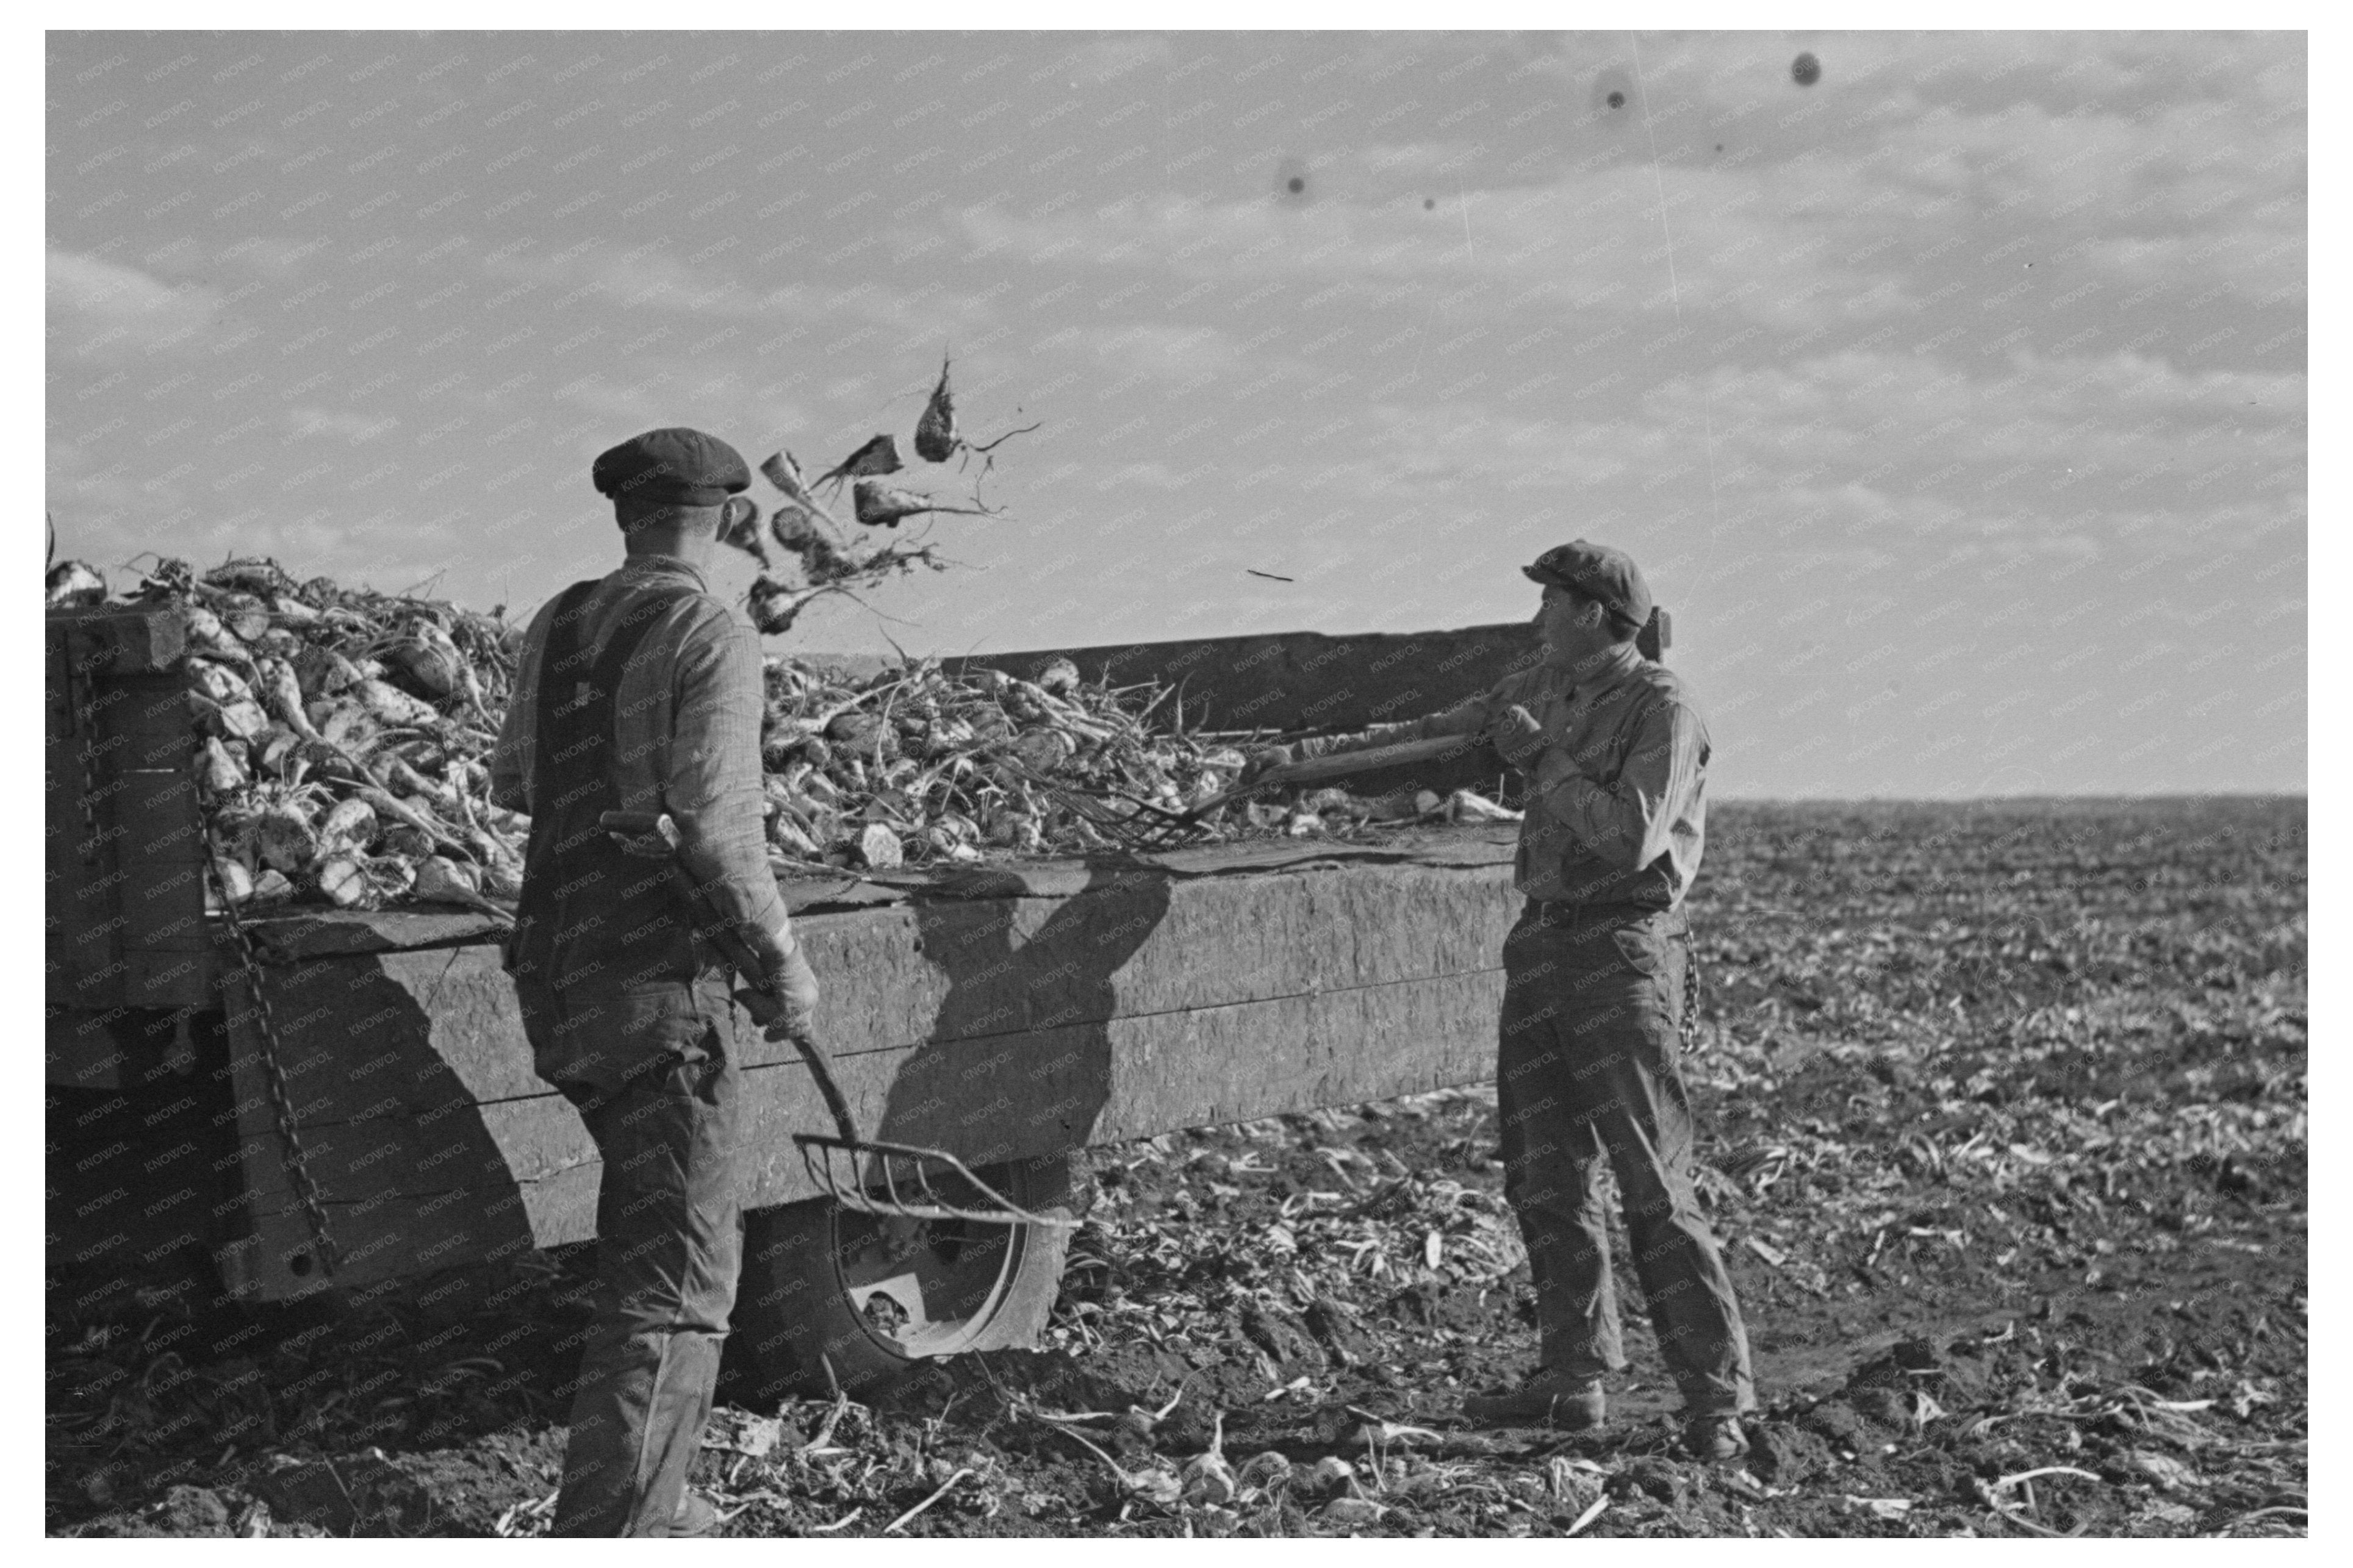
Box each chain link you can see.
[1678,926,1705,1056]
[204,853,337,1281]
[68,632,102,864]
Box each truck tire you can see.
[733,1149,1082,1401]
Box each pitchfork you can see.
[598,809,1072,1230]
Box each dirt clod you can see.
[257,1455,436,1536]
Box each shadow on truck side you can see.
[874,854,1174,1173]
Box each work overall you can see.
[508,579,747,1538]
[1487,645,1753,1420]
[1496,900,1755,1417]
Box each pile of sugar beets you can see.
[45,546,1471,919]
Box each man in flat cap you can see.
[1245,541,1754,1461]
[491,427,821,1534]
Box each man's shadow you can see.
[870,853,1171,1170]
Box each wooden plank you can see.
[215,829,1520,963]
[47,604,189,676]
[48,629,123,1009]
[48,624,203,1010]
[228,879,916,965]
[219,967,589,1296]
[118,773,210,976]
[241,908,515,962]
[44,1004,210,1092]
[1144,823,1518,878]
[110,765,220,1008]
[45,1006,132,1092]
[723,969,1506,1203]
[97,675,202,772]
[778,877,915,914]
[217,834,1529,1298]
[240,882,917,958]
[238,1097,598,1200]
[952,621,1543,737]
[237,966,1509,1258]
[918,825,1518,900]
[48,813,123,1011]
[232,851,1523,1124]
[120,947,221,1009]
[223,1161,600,1300]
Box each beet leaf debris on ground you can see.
[49,798,2304,1538]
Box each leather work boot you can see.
[1684,1414,1751,1463]
[1460,1371,1607,1428]
[670,1492,721,1538]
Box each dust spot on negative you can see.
[1423,197,1436,210]
[1288,177,1305,194]
[1792,52,1822,86]
[1275,154,1310,203]
[1589,69,1634,117]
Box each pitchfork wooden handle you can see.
[1184,732,1486,822]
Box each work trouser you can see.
[1495,902,1755,1417]
[516,972,747,1538]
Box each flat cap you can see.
[1523,539,1653,629]
[592,427,752,507]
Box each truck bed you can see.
[49,601,1561,1303]
[204,823,1524,1297]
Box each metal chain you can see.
[1679,927,1705,1055]
[68,634,102,863]
[204,853,337,1280]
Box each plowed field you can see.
[49,798,2306,1538]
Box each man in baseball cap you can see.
[491,427,812,1534]
[1242,539,1754,1461]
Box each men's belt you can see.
[1522,897,1665,922]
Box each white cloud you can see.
[286,408,401,444]
[483,243,1005,345]
[1085,321,1247,381]
[212,235,336,281]
[47,248,223,362]
[553,375,671,425]
[1063,35,1172,86]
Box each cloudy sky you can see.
[46,29,2305,797]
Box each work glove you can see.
[1484,704,1550,770]
[736,923,821,1041]
[1238,743,1295,784]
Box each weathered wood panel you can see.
[219,836,1528,1298]
[43,1004,196,1094]
[99,674,205,772]
[117,773,209,964]
[48,607,219,1012]
[233,968,1509,1287]
[242,908,516,962]
[953,622,1543,737]
[45,604,190,678]
[219,1161,600,1298]
[238,1095,601,1200]
[48,628,123,1011]
[225,837,1521,1124]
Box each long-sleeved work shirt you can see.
[490,553,792,950]
[1299,641,1709,909]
